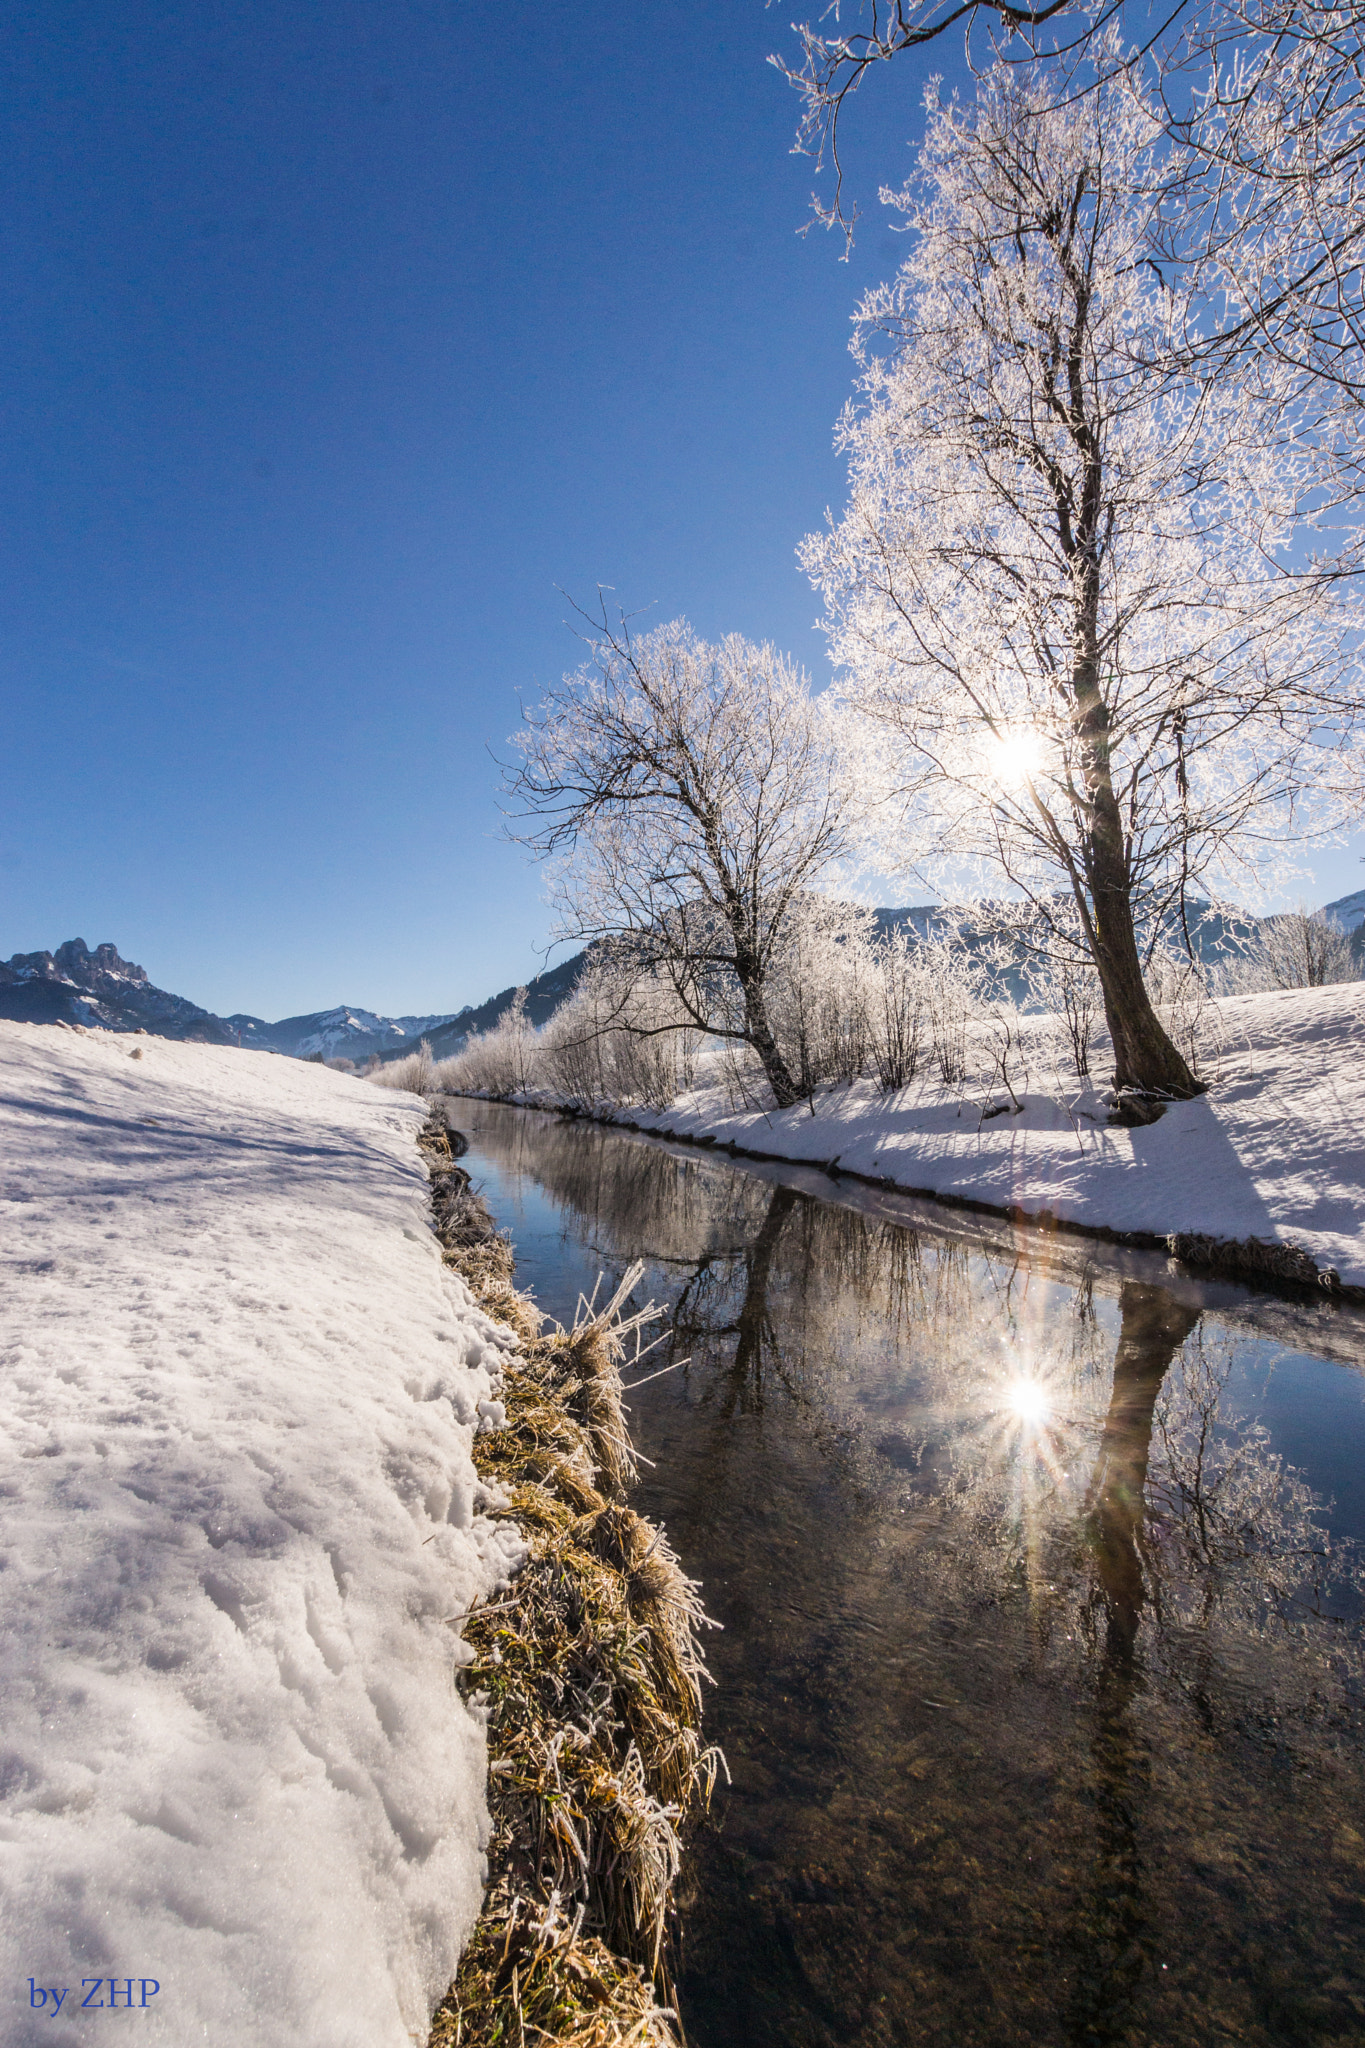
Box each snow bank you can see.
[0,1022,525,2047]
[604,984,1365,1289]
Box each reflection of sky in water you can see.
[1225,1347,1365,1539]
[456,1101,1365,2048]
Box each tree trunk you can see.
[1072,573,1203,1101]
[1085,782,1202,1098]
[735,952,801,1108]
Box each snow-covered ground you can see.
[0,1022,524,2047]
[595,984,1365,1289]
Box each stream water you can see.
[454,1099,1365,2048]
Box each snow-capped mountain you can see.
[0,942,458,1059]
[226,1005,461,1062]
[0,940,237,1042]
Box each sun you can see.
[984,726,1048,789]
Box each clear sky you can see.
[4,2,1360,1021]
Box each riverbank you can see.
[418,1113,717,2048]
[471,982,1365,1295]
[0,1021,524,2047]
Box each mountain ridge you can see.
[6,892,1359,1059]
[0,941,459,1057]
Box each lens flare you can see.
[1007,1379,1050,1425]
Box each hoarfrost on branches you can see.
[804,61,1363,1096]
[503,612,862,1110]
[777,0,1365,430]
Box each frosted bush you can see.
[1024,947,1103,1080]
[430,964,701,1109]
[537,986,609,1105]
[920,937,977,1087]
[540,965,701,1109]
[765,900,877,1097]
[1222,909,1358,995]
[1146,950,1222,1082]
[374,1038,435,1097]
[434,994,535,1098]
[869,929,927,1091]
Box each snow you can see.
[601,984,1365,1289]
[0,1021,525,2047]
[1324,887,1365,933]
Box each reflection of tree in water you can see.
[470,1108,1365,2043]
[1065,1285,1201,2045]
[672,1186,799,1418]
[669,1185,1003,1440]
[1086,1284,1203,1667]
[924,1277,1365,2045]
[918,1272,1365,1697]
[484,1108,1365,1704]
[477,1111,778,1276]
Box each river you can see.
[455,1099,1365,2048]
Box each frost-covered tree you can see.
[1228,905,1358,990]
[1154,0,1365,411]
[777,4,1364,364]
[504,613,857,1109]
[778,6,1365,570]
[804,66,1361,1099]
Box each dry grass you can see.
[428,1898,679,2048]
[418,1113,721,2048]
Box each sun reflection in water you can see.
[1006,1379,1050,1426]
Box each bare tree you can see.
[503,612,858,1110]
[803,66,1361,1100]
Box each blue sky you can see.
[3,2,1360,1021]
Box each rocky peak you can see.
[52,939,149,985]
[3,939,148,986]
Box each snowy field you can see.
[0,1021,524,2047]
[606,984,1365,1290]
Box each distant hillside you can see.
[377,953,588,1064]
[1323,888,1365,969]
[1323,889,1365,931]
[226,1004,457,1062]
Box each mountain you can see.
[225,1005,458,1062]
[0,941,457,1059]
[376,953,587,1064]
[8,888,1351,1066]
[1322,888,1365,970]
[1323,888,1365,931]
[0,940,238,1042]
